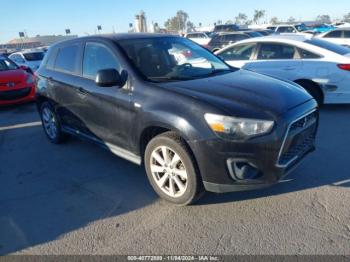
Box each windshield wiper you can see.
[149,76,195,82]
[201,68,233,77]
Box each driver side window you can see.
[219,44,256,61]
[83,42,120,79]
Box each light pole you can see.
[97,25,102,34]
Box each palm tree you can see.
[235,13,248,25]
[253,10,266,24]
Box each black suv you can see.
[36,34,318,205]
[207,32,262,51]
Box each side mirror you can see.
[95,69,122,87]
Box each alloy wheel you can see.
[42,107,58,140]
[150,146,188,198]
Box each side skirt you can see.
[62,126,142,165]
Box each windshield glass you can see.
[246,31,263,37]
[118,37,233,82]
[306,39,350,55]
[23,52,45,61]
[0,58,18,71]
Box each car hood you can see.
[160,69,313,119]
[0,69,26,83]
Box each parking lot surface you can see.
[0,102,349,255]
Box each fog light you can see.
[227,159,261,181]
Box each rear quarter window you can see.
[298,48,322,59]
[43,48,58,69]
[54,44,80,74]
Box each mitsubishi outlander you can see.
[35,34,318,205]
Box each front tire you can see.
[144,132,203,205]
[40,102,67,144]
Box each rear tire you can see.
[144,132,204,205]
[40,102,67,144]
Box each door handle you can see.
[283,66,296,71]
[77,87,89,98]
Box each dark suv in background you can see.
[36,34,318,205]
[207,32,263,51]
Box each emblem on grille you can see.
[6,82,15,88]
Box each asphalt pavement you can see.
[0,102,349,255]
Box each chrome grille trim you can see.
[276,109,317,168]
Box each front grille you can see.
[0,87,32,101]
[0,81,21,87]
[277,110,318,167]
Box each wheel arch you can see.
[294,79,324,104]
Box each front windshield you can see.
[118,37,233,82]
[0,58,18,71]
[23,52,45,61]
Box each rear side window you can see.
[219,44,256,61]
[298,48,322,59]
[23,52,44,61]
[344,31,350,38]
[44,48,58,69]
[277,27,295,33]
[83,42,120,79]
[325,30,342,38]
[258,43,296,60]
[54,44,80,73]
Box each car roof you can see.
[50,33,181,48]
[216,32,248,36]
[276,24,296,27]
[237,34,313,43]
[12,49,45,54]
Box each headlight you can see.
[204,113,274,140]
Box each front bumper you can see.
[188,100,318,193]
[0,86,35,106]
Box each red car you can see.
[0,55,36,106]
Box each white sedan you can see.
[185,32,211,46]
[317,28,350,47]
[9,50,45,71]
[215,34,350,104]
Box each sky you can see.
[0,0,349,43]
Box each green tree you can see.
[235,13,248,25]
[270,17,279,25]
[253,10,266,24]
[287,17,296,24]
[186,21,195,31]
[164,10,191,32]
[316,14,331,24]
[343,13,350,22]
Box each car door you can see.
[77,41,133,149]
[217,43,257,68]
[223,34,245,48]
[47,42,86,132]
[211,35,225,50]
[245,42,302,80]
